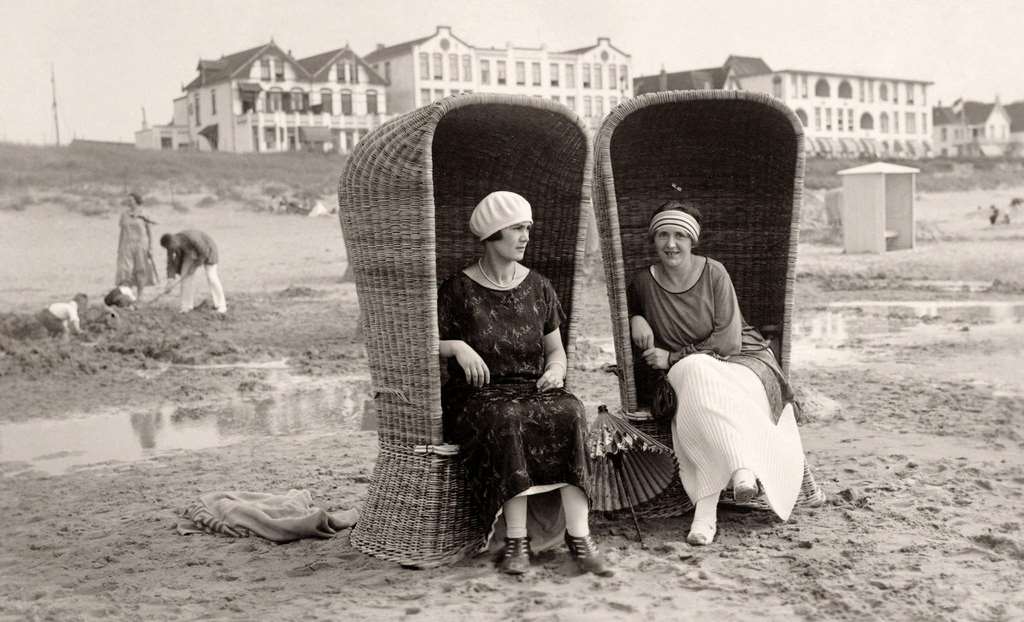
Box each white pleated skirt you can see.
[668,353,805,521]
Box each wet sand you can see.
[1,191,1023,621]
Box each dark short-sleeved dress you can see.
[438,269,589,548]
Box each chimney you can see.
[377,43,385,50]
[659,66,667,92]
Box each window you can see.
[432,53,443,80]
[419,53,429,79]
[866,80,874,103]
[772,76,782,98]
[906,112,915,134]
[906,83,915,105]
[434,89,444,102]
[550,63,559,87]
[193,93,200,125]
[336,62,347,83]
[594,64,603,89]
[462,55,471,82]
[320,89,333,114]
[566,64,576,88]
[274,59,284,81]
[609,65,617,90]
[814,78,830,98]
[620,65,628,87]
[420,88,430,106]
[268,89,282,112]
[838,80,852,99]
[481,59,490,84]
[211,90,217,115]
[879,82,888,101]
[515,61,525,86]
[340,91,352,115]
[825,108,832,131]
[551,95,560,103]
[847,109,854,131]
[791,74,798,97]
[351,63,360,84]
[497,60,507,85]
[531,62,541,86]
[566,95,576,111]
[583,96,592,117]
[282,91,292,113]
[860,112,874,130]
[858,79,865,102]
[384,61,391,82]
[367,90,378,115]
[921,113,927,135]
[449,54,458,81]
[795,109,808,127]
[941,127,947,141]
[609,96,617,109]
[892,82,898,103]
[893,111,899,133]
[814,107,821,130]
[582,64,591,88]
[800,74,808,98]
[261,59,271,81]
[595,96,604,118]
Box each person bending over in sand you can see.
[160,230,227,314]
[38,293,88,340]
[627,201,811,545]
[438,191,612,576]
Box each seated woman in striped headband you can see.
[627,200,809,545]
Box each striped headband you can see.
[648,210,700,242]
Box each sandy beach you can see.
[2,186,1023,621]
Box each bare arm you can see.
[439,339,490,387]
[536,328,567,391]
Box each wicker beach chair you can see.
[591,90,826,519]
[338,94,591,567]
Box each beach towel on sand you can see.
[177,489,359,543]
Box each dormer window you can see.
[261,59,271,81]
[274,59,285,81]
[337,62,347,83]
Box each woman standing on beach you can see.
[628,200,809,546]
[115,192,159,300]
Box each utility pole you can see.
[51,64,61,146]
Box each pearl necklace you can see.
[478,258,517,289]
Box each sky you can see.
[3,0,1022,144]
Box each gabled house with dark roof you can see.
[362,25,632,129]
[931,98,1012,157]
[137,40,392,154]
[634,55,934,159]
[1005,101,1024,157]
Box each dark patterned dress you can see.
[438,270,589,546]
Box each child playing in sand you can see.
[104,285,138,309]
[38,293,88,339]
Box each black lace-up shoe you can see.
[564,532,614,577]
[498,536,531,575]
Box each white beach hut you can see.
[837,162,919,253]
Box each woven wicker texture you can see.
[338,94,591,566]
[591,90,825,519]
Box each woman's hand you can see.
[536,364,564,392]
[454,342,490,387]
[642,347,670,370]
[630,315,654,350]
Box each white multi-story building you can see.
[363,26,632,130]
[635,56,934,159]
[136,41,392,153]
[932,99,1013,158]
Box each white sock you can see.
[504,496,528,539]
[560,485,590,537]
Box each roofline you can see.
[774,68,933,85]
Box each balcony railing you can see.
[235,111,390,129]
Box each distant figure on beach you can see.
[160,230,227,314]
[104,285,138,309]
[989,204,1000,225]
[37,293,88,339]
[627,201,810,546]
[116,192,159,300]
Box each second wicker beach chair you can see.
[591,90,826,518]
[338,94,591,566]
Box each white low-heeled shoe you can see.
[732,469,758,503]
[686,520,717,546]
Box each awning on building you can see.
[298,126,334,143]
[840,137,860,156]
[904,140,918,157]
[815,137,833,154]
[238,82,263,93]
[859,138,880,157]
[198,124,219,150]
[891,139,905,155]
[804,136,818,156]
[979,143,1004,157]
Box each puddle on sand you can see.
[0,370,372,476]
